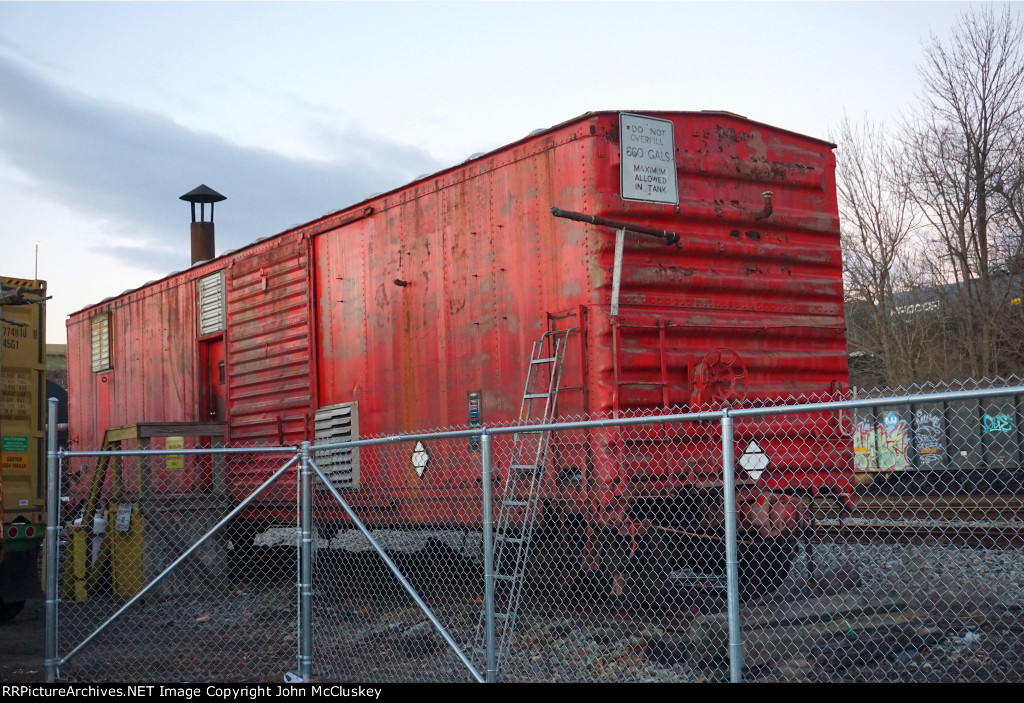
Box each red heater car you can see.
[67,111,852,591]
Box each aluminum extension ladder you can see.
[474,327,574,676]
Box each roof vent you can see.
[180,184,226,266]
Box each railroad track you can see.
[808,494,1024,549]
[811,493,1024,521]
[475,494,1024,679]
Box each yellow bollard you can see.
[108,502,145,602]
[61,525,90,602]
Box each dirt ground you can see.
[11,537,1024,683]
[0,598,45,682]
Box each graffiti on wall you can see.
[854,404,1024,472]
[915,409,943,463]
[853,412,911,472]
[982,413,1015,435]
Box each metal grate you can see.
[314,402,359,491]
[197,271,226,337]
[90,314,110,372]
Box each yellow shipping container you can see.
[0,277,46,621]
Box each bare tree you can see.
[834,113,923,386]
[902,4,1024,379]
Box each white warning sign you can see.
[738,440,770,480]
[412,441,430,478]
[620,113,678,205]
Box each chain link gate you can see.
[43,419,488,683]
[305,437,485,683]
[44,381,1024,682]
[46,433,301,682]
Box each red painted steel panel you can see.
[586,113,845,406]
[310,124,599,512]
[579,113,849,519]
[222,233,313,503]
[225,234,312,445]
[67,270,208,451]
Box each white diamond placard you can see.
[738,440,770,480]
[412,441,430,478]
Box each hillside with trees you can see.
[839,5,1024,389]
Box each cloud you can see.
[0,52,443,270]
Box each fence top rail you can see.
[309,409,724,453]
[60,385,1024,456]
[60,445,298,458]
[728,384,1024,419]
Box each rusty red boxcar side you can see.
[67,111,851,585]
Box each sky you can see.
[0,0,980,343]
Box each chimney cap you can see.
[179,184,226,204]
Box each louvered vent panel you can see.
[314,402,359,491]
[90,314,110,372]
[198,271,226,336]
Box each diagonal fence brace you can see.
[307,456,485,683]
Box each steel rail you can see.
[60,446,297,457]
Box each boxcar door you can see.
[202,338,227,422]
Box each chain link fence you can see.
[51,439,300,682]
[306,435,485,682]
[46,380,1024,682]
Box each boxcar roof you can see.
[70,110,835,317]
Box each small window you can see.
[197,271,226,337]
[90,314,111,372]
[314,402,360,491]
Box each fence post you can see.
[298,441,313,681]
[44,397,59,683]
[721,409,743,683]
[480,432,497,683]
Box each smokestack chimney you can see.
[179,184,226,265]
